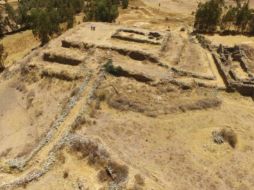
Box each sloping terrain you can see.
[0,0,254,190]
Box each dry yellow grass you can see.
[0,30,39,66]
[0,0,254,190]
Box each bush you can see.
[104,59,124,76]
[87,0,119,22]
[235,2,253,32]
[195,0,254,34]
[122,0,129,9]
[0,44,7,72]
[221,128,238,148]
[5,3,17,22]
[212,128,238,148]
[221,7,238,30]
[15,0,128,44]
[194,0,224,32]
[30,9,59,45]
[106,161,129,183]
[0,15,4,37]
[17,0,85,44]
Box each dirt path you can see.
[0,70,103,187]
[25,75,94,169]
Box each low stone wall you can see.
[41,69,82,81]
[112,34,161,45]
[3,73,92,172]
[61,39,160,64]
[212,46,254,97]
[239,57,249,73]
[211,52,232,90]
[160,33,171,52]
[118,28,145,36]
[43,52,82,66]
[0,69,111,189]
[232,82,254,96]
[105,63,153,83]
[171,67,215,80]
[111,28,163,45]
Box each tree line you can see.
[194,0,254,34]
[1,0,129,45]
[0,0,129,72]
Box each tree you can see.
[247,15,254,34]
[121,0,129,9]
[86,0,119,22]
[235,2,252,32]
[66,6,75,29]
[194,0,224,32]
[17,0,85,44]
[0,14,4,36]
[194,0,254,35]
[221,7,238,30]
[72,0,85,13]
[30,9,59,45]
[0,44,7,72]
[5,3,17,22]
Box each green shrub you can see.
[221,7,238,30]
[0,44,7,72]
[87,0,119,22]
[122,0,129,9]
[104,60,123,76]
[17,0,85,44]
[235,3,253,32]
[5,3,17,22]
[30,9,59,45]
[194,0,254,34]
[194,0,224,32]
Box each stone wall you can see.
[213,45,254,97]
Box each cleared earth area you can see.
[0,0,254,190]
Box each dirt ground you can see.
[205,34,254,46]
[142,0,254,15]
[86,89,254,189]
[0,0,254,190]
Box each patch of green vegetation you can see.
[121,0,129,9]
[86,0,117,22]
[104,59,124,76]
[29,9,60,45]
[0,0,129,44]
[194,0,223,32]
[0,44,7,72]
[5,3,17,22]
[194,0,254,34]
[17,0,84,45]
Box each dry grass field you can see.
[0,0,254,190]
[0,31,40,66]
